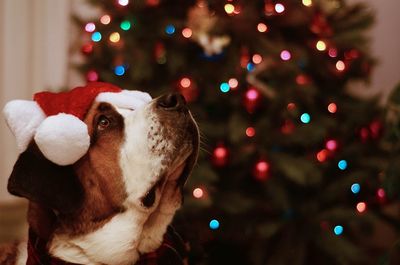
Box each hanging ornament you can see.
[212,144,229,167]
[253,159,270,181]
[154,42,167,64]
[81,43,94,55]
[187,1,231,56]
[281,120,295,134]
[176,77,199,103]
[243,87,262,113]
[310,13,333,37]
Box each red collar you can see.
[27,227,187,265]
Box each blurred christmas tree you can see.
[76,0,400,264]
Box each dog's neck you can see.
[26,203,186,265]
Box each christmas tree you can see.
[76,0,400,264]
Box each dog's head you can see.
[5,92,199,261]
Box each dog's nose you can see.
[157,93,187,111]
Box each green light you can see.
[120,20,131,31]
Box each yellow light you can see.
[109,32,120,43]
[302,0,312,7]
[316,40,327,51]
[257,23,268,33]
[336,60,345,71]
[224,4,235,14]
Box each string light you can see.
[118,0,129,6]
[109,32,120,43]
[257,23,268,33]
[100,15,111,25]
[180,77,191,88]
[254,160,270,180]
[275,3,285,13]
[280,50,291,61]
[351,183,361,194]
[336,60,345,71]
[209,219,220,230]
[91,32,102,42]
[182,28,192,38]
[327,103,337,113]
[220,82,230,93]
[247,63,255,71]
[334,225,343,235]
[246,127,256,137]
[114,65,125,76]
[252,54,262,64]
[193,188,204,198]
[165,25,175,35]
[120,20,131,31]
[325,139,338,151]
[316,149,328,162]
[224,4,235,14]
[228,78,238,89]
[86,70,99,82]
[338,159,347,170]
[302,0,312,6]
[300,113,311,124]
[328,48,338,58]
[356,202,367,213]
[316,40,327,51]
[85,22,96,33]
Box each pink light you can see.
[246,88,259,101]
[280,50,291,61]
[86,70,99,82]
[328,103,337,113]
[182,28,192,38]
[193,188,204,198]
[257,23,268,33]
[100,15,111,25]
[326,140,338,151]
[180,77,191,88]
[377,188,386,198]
[356,202,367,213]
[118,0,129,6]
[252,54,262,64]
[85,22,96,33]
[256,161,269,172]
[228,78,238,89]
[214,147,227,159]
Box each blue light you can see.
[114,65,125,76]
[91,32,102,42]
[300,113,311,124]
[247,62,255,71]
[334,225,343,235]
[209,219,220,230]
[220,82,230,93]
[351,183,360,194]
[338,160,347,170]
[165,25,175,35]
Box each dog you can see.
[0,90,199,265]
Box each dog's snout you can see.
[157,93,186,111]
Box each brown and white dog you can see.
[0,92,199,265]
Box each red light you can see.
[246,127,256,137]
[246,88,259,101]
[356,202,367,213]
[254,160,270,180]
[317,149,328,162]
[325,140,338,151]
[182,28,192,38]
[327,103,337,113]
[214,147,227,159]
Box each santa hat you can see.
[3,82,152,166]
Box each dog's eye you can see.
[98,116,111,130]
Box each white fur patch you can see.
[15,241,28,265]
[50,210,144,265]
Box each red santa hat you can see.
[3,82,152,166]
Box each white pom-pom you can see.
[95,90,152,110]
[3,100,46,153]
[34,113,90,166]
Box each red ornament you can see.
[212,145,229,167]
[253,159,270,181]
[176,77,198,103]
[310,13,333,37]
[281,120,295,134]
[243,87,262,113]
[81,43,94,55]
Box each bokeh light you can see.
[334,225,343,235]
[316,40,327,51]
[85,22,96,33]
[246,127,256,137]
[302,0,312,6]
[280,50,291,61]
[109,32,120,43]
[328,103,337,113]
[91,32,102,42]
[356,202,367,213]
[120,20,131,30]
[336,60,345,71]
[338,159,348,170]
[300,113,311,124]
[100,15,111,25]
[351,183,361,194]
[209,219,220,230]
[224,4,235,14]
[114,65,125,76]
[257,23,268,33]
[165,25,176,35]
[228,78,238,89]
[275,3,285,13]
[220,82,230,93]
[182,28,192,38]
[252,54,262,64]
[193,188,204,199]
[118,0,129,6]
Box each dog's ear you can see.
[7,143,84,214]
